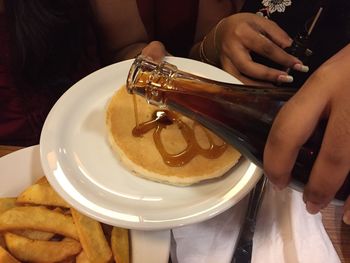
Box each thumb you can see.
[141,41,170,63]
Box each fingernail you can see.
[293,63,309,73]
[306,201,322,214]
[277,74,294,83]
[343,211,350,225]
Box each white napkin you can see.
[252,182,340,263]
[170,196,249,263]
[171,181,340,263]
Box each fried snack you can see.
[16,180,70,208]
[12,229,54,241]
[1,177,131,262]
[35,176,49,184]
[111,227,130,263]
[4,232,81,262]
[0,234,5,248]
[76,251,91,263]
[0,198,16,214]
[0,246,20,263]
[71,208,113,263]
[0,206,78,239]
[60,256,77,263]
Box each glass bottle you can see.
[126,56,349,202]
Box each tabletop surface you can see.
[0,145,349,262]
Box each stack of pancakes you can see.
[106,86,241,186]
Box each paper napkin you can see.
[170,181,340,263]
[252,182,340,263]
[170,196,249,263]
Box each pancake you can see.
[105,86,241,186]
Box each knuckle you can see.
[236,61,250,74]
[234,24,248,40]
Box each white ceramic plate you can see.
[0,146,171,263]
[40,57,263,230]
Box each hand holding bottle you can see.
[264,44,350,223]
[216,13,309,83]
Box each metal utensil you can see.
[231,175,268,263]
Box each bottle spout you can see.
[126,56,155,95]
[126,56,179,106]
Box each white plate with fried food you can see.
[40,57,263,230]
[0,146,171,263]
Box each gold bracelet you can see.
[213,18,224,56]
[199,18,225,65]
[199,36,217,65]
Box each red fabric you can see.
[136,0,199,57]
[0,15,100,146]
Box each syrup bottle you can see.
[126,56,349,201]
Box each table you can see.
[1,145,350,262]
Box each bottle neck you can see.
[127,56,294,108]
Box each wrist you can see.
[198,18,225,66]
[199,36,217,65]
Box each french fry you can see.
[16,182,70,208]
[59,256,77,263]
[76,251,92,263]
[111,227,130,263]
[71,208,113,263]
[0,198,16,214]
[12,229,55,241]
[0,234,5,248]
[1,174,132,262]
[35,176,48,184]
[0,246,20,263]
[4,232,81,262]
[102,223,113,243]
[0,206,78,240]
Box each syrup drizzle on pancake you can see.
[132,95,227,167]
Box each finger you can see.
[240,24,301,68]
[343,196,350,225]
[141,41,169,63]
[255,17,293,49]
[220,56,242,78]
[225,43,292,82]
[221,56,276,86]
[303,101,350,213]
[263,80,329,188]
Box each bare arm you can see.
[90,0,149,63]
[189,0,235,61]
